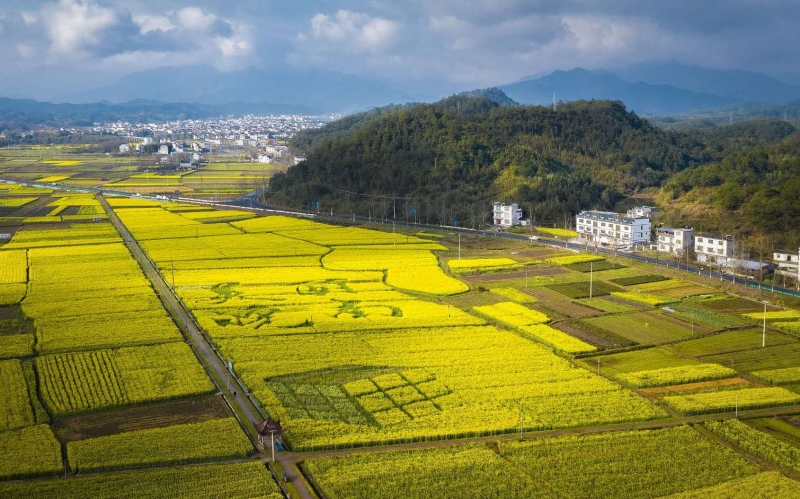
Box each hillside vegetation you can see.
[272,96,797,246]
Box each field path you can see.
[99,195,315,499]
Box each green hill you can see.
[272,96,798,247]
[273,97,706,225]
[658,131,800,246]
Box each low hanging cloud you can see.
[300,10,399,54]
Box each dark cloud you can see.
[0,0,796,99]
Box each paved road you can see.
[98,195,315,499]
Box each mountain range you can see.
[57,65,417,114]
[2,62,800,125]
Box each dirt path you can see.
[100,195,315,499]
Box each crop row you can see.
[704,419,800,474]
[38,343,215,417]
[0,461,281,499]
[614,363,737,388]
[305,425,759,499]
[68,418,253,473]
[664,387,800,415]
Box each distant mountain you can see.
[500,68,735,114]
[0,97,314,129]
[58,65,415,114]
[614,62,800,103]
[456,88,519,107]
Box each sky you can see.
[0,0,798,100]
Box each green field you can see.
[582,311,697,345]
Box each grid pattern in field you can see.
[111,207,668,450]
[0,249,26,283]
[0,462,281,499]
[0,359,35,430]
[582,311,695,345]
[224,325,664,450]
[37,343,215,416]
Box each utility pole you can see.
[525,267,528,289]
[589,262,593,298]
[763,301,767,347]
[597,359,601,376]
[270,430,276,462]
[458,233,461,260]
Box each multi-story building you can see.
[492,202,523,227]
[575,211,651,245]
[694,234,734,264]
[656,227,694,255]
[773,250,800,279]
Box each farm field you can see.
[112,206,668,450]
[0,462,282,499]
[0,147,281,200]
[4,181,800,495]
[304,425,764,499]
[0,184,272,493]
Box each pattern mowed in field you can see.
[582,311,697,345]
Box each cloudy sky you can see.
[0,0,797,100]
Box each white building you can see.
[294,156,306,165]
[694,234,734,264]
[158,144,170,155]
[773,250,800,279]
[576,211,651,245]
[119,144,130,154]
[492,202,523,227]
[656,227,694,255]
[257,155,272,164]
[627,206,659,218]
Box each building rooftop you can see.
[577,210,646,225]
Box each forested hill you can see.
[272,97,703,224]
[659,131,800,245]
[272,96,796,231]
